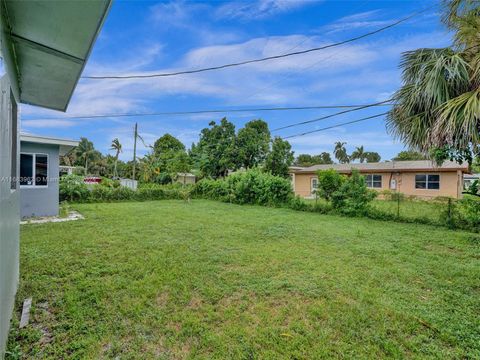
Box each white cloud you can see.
[21,119,77,129]
[215,0,317,20]
[323,10,393,33]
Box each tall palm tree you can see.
[351,146,367,163]
[75,137,96,175]
[110,138,122,178]
[387,0,480,161]
[334,141,350,164]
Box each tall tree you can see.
[295,154,314,167]
[387,0,480,163]
[364,152,381,163]
[334,142,350,164]
[153,134,185,156]
[264,137,294,178]
[351,146,367,163]
[313,152,333,165]
[110,138,122,178]
[197,118,237,178]
[75,137,96,175]
[393,150,427,161]
[237,119,271,169]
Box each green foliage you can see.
[193,179,229,201]
[364,151,381,163]
[59,175,90,202]
[351,146,366,163]
[334,141,350,164]
[465,179,479,196]
[195,169,293,206]
[316,169,345,201]
[59,201,70,218]
[153,133,185,156]
[295,152,333,166]
[387,1,480,160]
[264,137,294,178]
[393,150,427,161]
[237,119,271,169]
[331,170,377,215]
[458,197,480,229]
[196,118,238,178]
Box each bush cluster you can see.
[59,175,191,203]
[315,169,376,216]
[194,169,293,206]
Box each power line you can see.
[273,100,391,131]
[24,102,393,121]
[282,112,388,139]
[81,7,432,80]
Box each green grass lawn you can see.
[305,197,446,223]
[369,199,445,221]
[8,200,480,359]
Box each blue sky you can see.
[16,0,450,161]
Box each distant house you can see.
[464,173,480,189]
[289,160,469,199]
[20,134,78,218]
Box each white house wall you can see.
[0,75,20,358]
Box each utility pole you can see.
[132,122,137,180]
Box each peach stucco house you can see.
[289,160,469,199]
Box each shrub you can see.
[193,179,229,201]
[194,169,293,206]
[331,170,377,216]
[316,169,345,201]
[381,190,405,202]
[137,183,191,201]
[59,175,90,202]
[458,197,480,230]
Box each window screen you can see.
[20,154,48,187]
[365,174,382,188]
[20,154,34,186]
[35,155,48,186]
[415,174,440,190]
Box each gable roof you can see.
[290,160,469,174]
[0,0,111,111]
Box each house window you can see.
[365,174,382,188]
[311,178,318,193]
[20,153,48,187]
[415,174,440,190]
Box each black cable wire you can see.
[81,7,433,80]
[24,102,393,121]
[282,112,388,139]
[273,100,391,131]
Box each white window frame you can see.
[311,177,318,194]
[20,152,49,188]
[365,174,382,188]
[415,174,440,190]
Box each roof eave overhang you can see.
[0,0,112,111]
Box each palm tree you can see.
[110,138,122,178]
[351,146,367,163]
[75,137,96,175]
[334,141,350,164]
[387,0,480,162]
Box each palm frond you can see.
[434,89,480,148]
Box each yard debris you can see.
[19,298,32,328]
[20,211,84,225]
